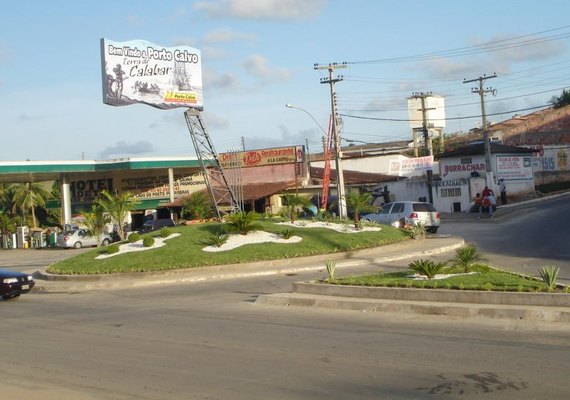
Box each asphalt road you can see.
[439,194,570,284]
[2,275,569,400]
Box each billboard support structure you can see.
[184,108,240,219]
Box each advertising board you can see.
[100,38,203,110]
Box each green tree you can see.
[11,182,52,228]
[96,190,138,241]
[224,211,261,235]
[282,194,311,223]
[550,89,570,109]
[449,244,486,273]
[346,191,375,228]
[83,204,111,247]
[182,192,213,220]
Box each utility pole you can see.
[463,73,497,185]
[411,92,435,203]
[314,62,347,219]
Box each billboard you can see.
[389,156,434,176]
[100,38,203,110]
[219,146,304,169]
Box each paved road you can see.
[2,275,569,400]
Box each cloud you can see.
[204,70,240,90]
[244,124,318,149]
[99,140,155,159]
[194,0,326,20]
[243,54,291,81]
[202,28,256,44]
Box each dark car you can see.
[140,218,176,233]
[0,269,35,300]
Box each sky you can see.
[1,0,569,161]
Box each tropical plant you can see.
[159,227,172,238]
[200,232,230,247]
[182,192,214,220]
[280,229,294,239]
[96,190,138,241]
[325,259,336,281]
[282,194,312,223]
[10,182,52,228]
[449,244,486,273]
[406,223,427,240]
[103,243,120,254]
[538,265,560,291]
[346,191,375,228]
[409,259,446,279]
[224,211,261,235]
[82,204,111,247]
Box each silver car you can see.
[362,201,441,233]
[57,229,113,249]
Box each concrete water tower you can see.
[407,94,446,156]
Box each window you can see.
[391,203,405,213]
[440,188,462,197]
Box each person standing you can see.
[499,179,507,205]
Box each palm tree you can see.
[449,244,486,273]
[11,182,52,228]
[83,204,111,247]
[96,190,138,241]
[346,192,375,228]
[282,194,311,223]
[182,192,213,220]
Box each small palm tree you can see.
[449,244,486,273]
[282,194,311,223]
[182,192,213,220]
[346,192,375,228]
[224,211,261,235]
[409,259,446,279]
[83,204,111,247]
[96,190,138,241]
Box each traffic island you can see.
[255,282,570,322]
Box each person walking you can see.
[498,179,507,205]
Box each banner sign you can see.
[530,145,570,172]
[389,156,434,176]
[69,170,206,204]
[496,156,533,180]
[100,38,203,110]
[219,146,303,168]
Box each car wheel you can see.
[73,241,82,249]
[101,238,110,246]
[427,226,439,234]
[2,294,20,301]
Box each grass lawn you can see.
[47,220,408,275]
[330,265,566,293]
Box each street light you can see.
[285,103,347,219]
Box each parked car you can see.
[362,201,441,233]
[56,229,113,249]
[0,269,35,300]
[140,218,176,233]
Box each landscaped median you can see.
[255,282,570,322]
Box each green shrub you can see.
[325,259,336,281]
[200,232,230,247]
[103,244,120,254]
[449,244,486,273]
[406,223,426,240]
[538,265,560,291]
[224,211,261,235]
[142,236,155,247]
[159,227,171,238]
[409,259,446,279]
[280,229,294,239]
[127,232,140,243]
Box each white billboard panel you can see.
[100,38,203,110]
[407,95,446,129]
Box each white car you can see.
[56,229,113,249]
[362,201,441,233]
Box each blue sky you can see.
[1,0,569,161]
